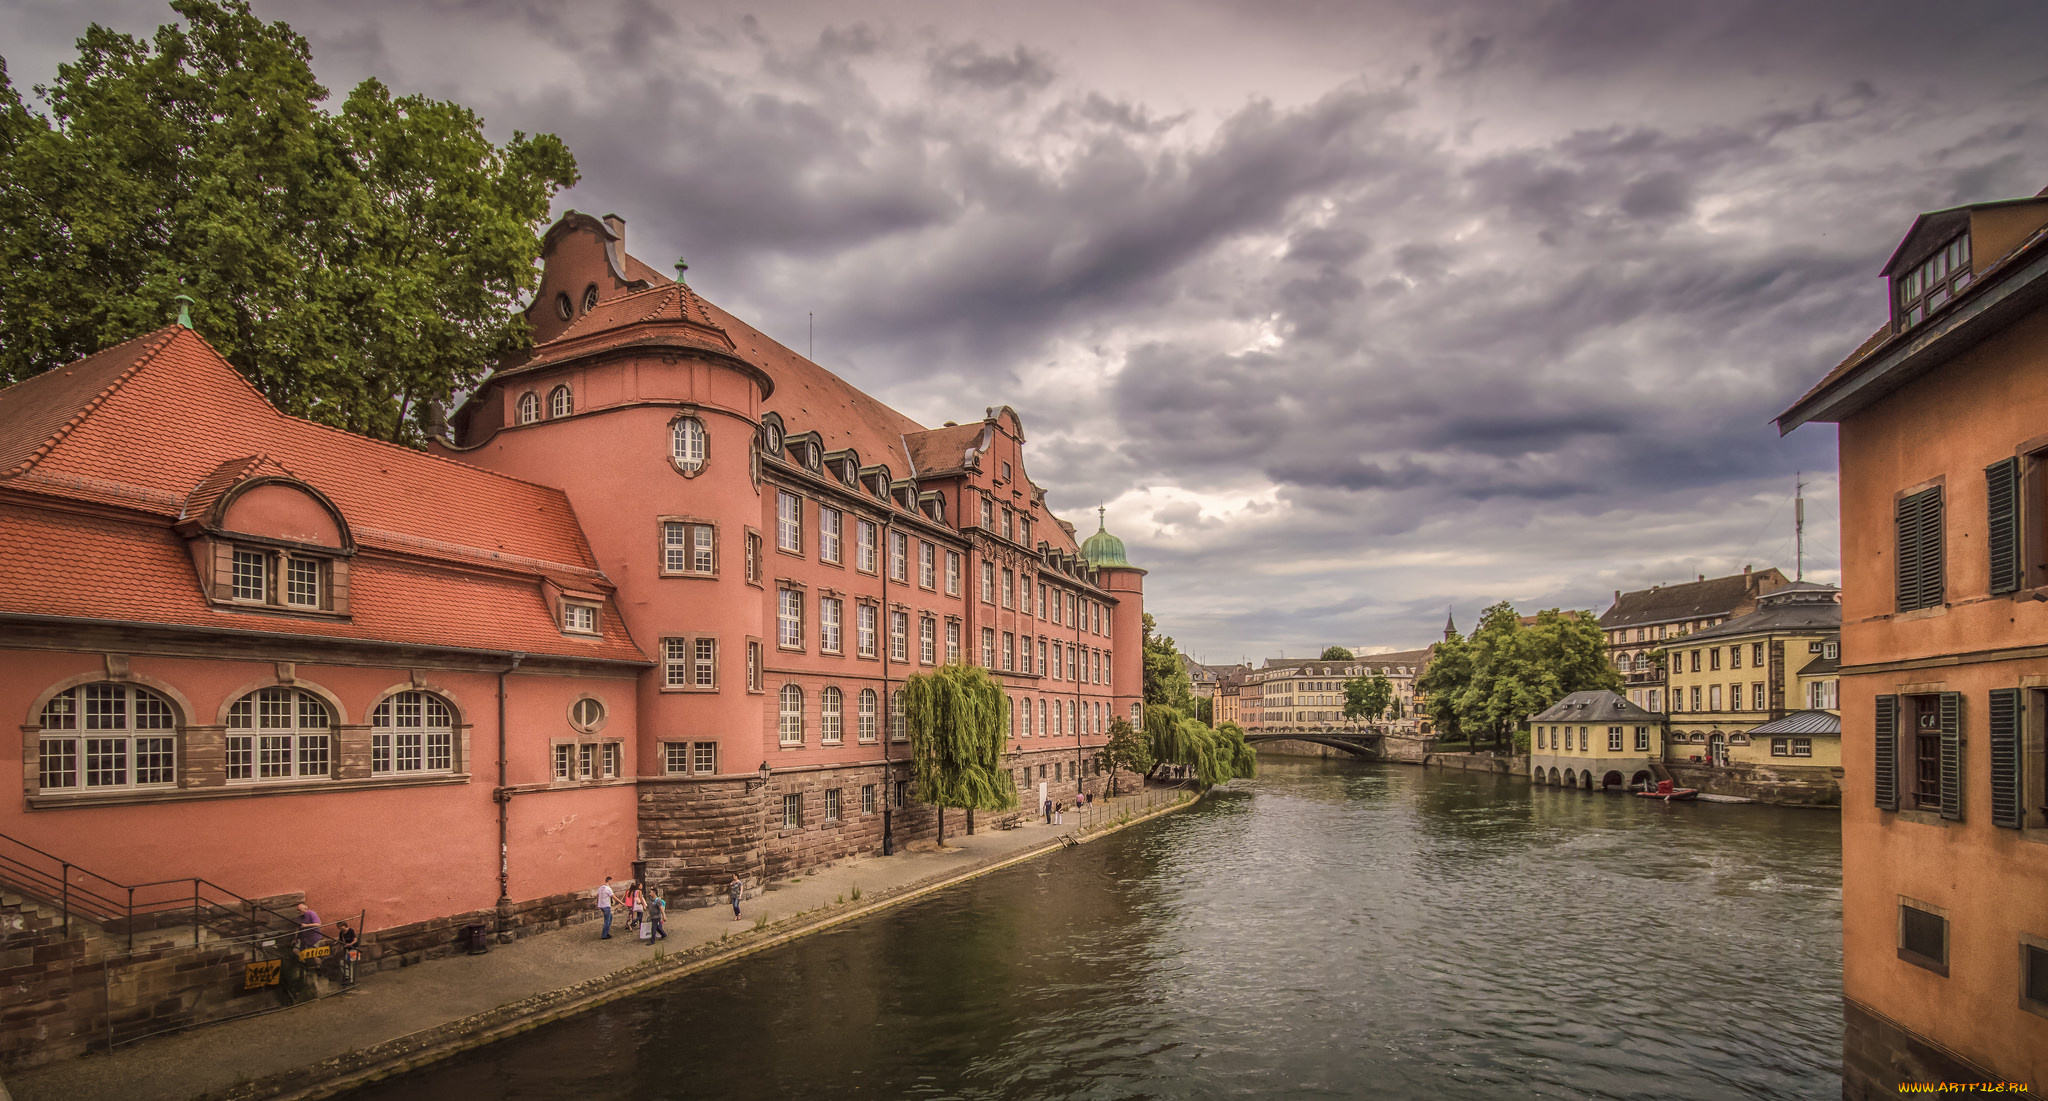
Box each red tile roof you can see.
[904,423,988,477]
[0,504,644,662]
[508,281,739,376]
[0,327,644,663]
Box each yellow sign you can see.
[298,944,330,962]
[244,960,280,989]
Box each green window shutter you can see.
[1917,489,1945,610]
[1987,458,2022,596]
[1874,694,1899,811]
[1938,691,1963,822]
[1896,495,1922,612]
[1988,687,2022,829]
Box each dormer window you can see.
[1896,234,1971,330]
[761,416,784,454]
[563,602,599,634]
[517,392,540,425]
[549,385,573,418]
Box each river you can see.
[345,758,1843,1100]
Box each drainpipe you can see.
[496,652,526,933]
[880,518,895,856]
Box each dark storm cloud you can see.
[2,0,2039,657]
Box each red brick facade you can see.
[0,211,1145,963]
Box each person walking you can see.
[596,876,615,940]
[651,896,667,940]
[295,902,323,949]
[627,882,646,934]
[728,874,744,920]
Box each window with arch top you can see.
[779,684,804,745]
[372,691,456,774]
[517,392,540,425]
[226,687,332,782]
[38,683,178,791]
[549,385,573,418]
[672,416,707,473]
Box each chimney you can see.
[602,212,625,247]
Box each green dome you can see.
[1081,508,1131,569]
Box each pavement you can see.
[8,785,1191,1101]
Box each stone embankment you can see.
[6,784,1198,1101]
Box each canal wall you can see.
[1664,762,1842,807]
[1421,751,1527,775]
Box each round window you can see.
[570,697,605,731]
[554,292,572,321]
[582,284,600,312]
[764,423,782,452]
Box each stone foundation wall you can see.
[1665,762,1841,807]
[1842,998,2017,1099]
[639,775,768,910]
[1424,752,1527,775]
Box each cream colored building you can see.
[1529,690,1665,790]
[1665,582,1841,768]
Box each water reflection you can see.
[346,758,1841,1101]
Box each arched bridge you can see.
[1243,729,1386,758]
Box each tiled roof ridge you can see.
[0,327,182,479]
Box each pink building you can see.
[0,210,1146,975]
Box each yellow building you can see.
[1665,581,1841,770]
[1528,690,1665,790]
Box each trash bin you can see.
[464,922,490,956]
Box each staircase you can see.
[0,830,300,953]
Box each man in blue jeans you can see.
[597,875,615,939]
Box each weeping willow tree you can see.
[901,664,1017,844]
[1143,704,1256,788]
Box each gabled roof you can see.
[1683,588,1840,643]
[1599,570,1785,629]
[1531,690,1660,724]
[0,327,642,663]
[903,422,988,477]
[1780,192,2048,432]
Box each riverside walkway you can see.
[7,785,1192,1101]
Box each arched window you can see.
[672,416,707,473]
[1023,698,1035,737]
[890,691,906,741]
[1040,699,1049,736]
[516,392,540,425]
[1052,700,1063,737]
[779,684,804,745]
[821,687,843,743]
[549,385,573,418]
[1068,700,1078,736]
[38,683,178,791]
[226,687,331,782]
[858,689,877,743]
[371,691,455,774]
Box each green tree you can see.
[1320,646,1354,660]
[1415,629,1471,743]
[1093,717,1153,796]
[0,0,578,442]
[1344,671,1392,725]
[1141,613,1195,711]
[901,664,1017,844]
[1194,696,1214,725]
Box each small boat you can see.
[1636,784,1698,801]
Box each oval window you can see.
[570,697,605,732]
[554,292,572,321]
[582,284,600,312]
[764,423,782,452]
[672,417,707,473]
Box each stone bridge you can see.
[1243,729,1386,758]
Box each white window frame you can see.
[821,597,843,654]
[857,603,878,657]
[821,687,844,744]
[891,610,909,662]
[672,416,708,472]
[285,556,322,608]
[517,391,540,424]
[820,507,843,563]
[549,385,573,418]
[890,532,909,582]
[663,520,717,575]
[777,492,803,553]
[920,617,936,664]
[37,684,179,792]
[563,602,599,635]
[371,690,455,775]
[226,687,332,783]
[857,519,878,573]
[946,621,961,663]
[779,684,804,745]
[858,689,878,743]
[945,551,961,595]
[777,588,803,649]
[919,542,936,588]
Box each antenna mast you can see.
[1794,472,1806,581]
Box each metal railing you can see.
[0,829,301,952]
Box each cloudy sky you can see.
[8,0,2046,662]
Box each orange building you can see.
[0,212,1145,991]
[1780,189,2048,1094]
